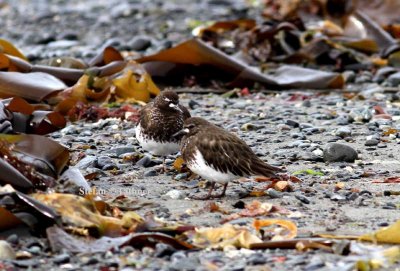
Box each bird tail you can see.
[251,159,285,178]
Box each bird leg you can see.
[212,183,228,198]
[190,182,216,200]
[162,157,168,173]
[155,157,168,173]
[190,182,229,200]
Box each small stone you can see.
[349,108,373,122]
[299,123,314,130]
[53,254,70,264]
[336,115,350,125]
[144,169,158,177]
[102,163,119,170]
[330,193,346,202]
[285,119,299,128]
[165,189,185,199]
[247,253,267,265]
[6,234,18,245]
[266,188,282,198]
[111,146,136,156]
[383,202,397,209]
[295,194,310,204]
[365,138,379,146]
[75,156,97,169]
[387,72,400,86]
[13,259,39,268]
[96,156,113,169]
[15,251,32,259]
[233,201,246,209]
[0,240,15,260]
[171,251,186,262]
[302,100,311,107]
[342,70,355,83]
[27,246,41,255]
[174,173,189,180]
[189,100,201,109]
[323,143,358,163]
[335,127,352,138]
[136,155,152,167]
[121,246,135,254]
[81,256,99,265]
[346,193,358,201]
[154,243,176,258]
[241,123,261,131]
[129,36,152,51]
[290,132,306,139]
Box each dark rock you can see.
[13,259,39,268]
[285,119,299,128]
[6,234,18,245]
[58,31,79,40]
[267,188,282,198]
[365,138,379,146]
[96,156,113,168]
[136,155,161,167]
[144,169,158,177]
[387,72,400,86]
[233,201,246,209]
[323,143,358,163]
[81,257,99,265]
[295,194,310,204]
[247,253,267,265]
[189,100,201,110]
[154,243,176,258]
[129,36,152,51]
[378,222,389,227]
[290,132,306,139]
[53,254,70,264]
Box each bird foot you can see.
[189,192,226,200]
[190,183,228,200]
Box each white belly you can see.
[188,148,237,184]
[135,124,180,156]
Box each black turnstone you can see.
[136,91,191,163]
[174,117,283,199]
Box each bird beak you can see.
[172,128,189,138]
[169,103,182,112]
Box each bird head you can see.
[155,91,182,112]
[172,117,209,138]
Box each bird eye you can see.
[186,124,195,129]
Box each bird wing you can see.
[139,103,153,130]
[179,104,191,119]
[195,128,282,178]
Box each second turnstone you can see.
[136,91,191,164]
[174,117,283,199]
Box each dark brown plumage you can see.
[136,91,191,157]
[177,117,283,199]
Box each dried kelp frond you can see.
[0,139,55,190]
